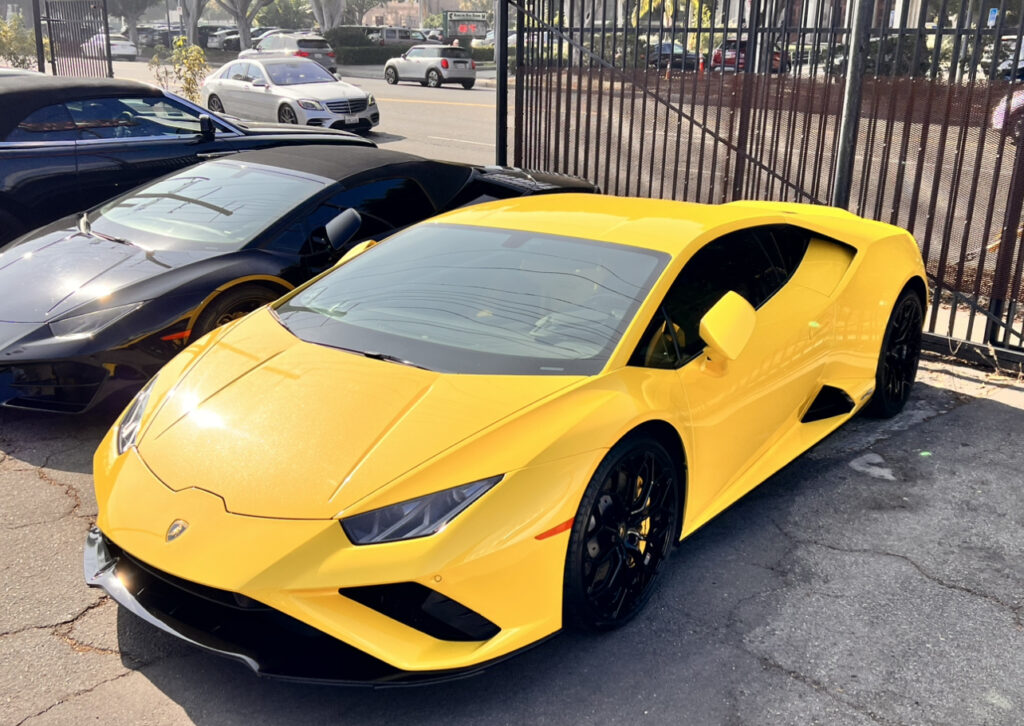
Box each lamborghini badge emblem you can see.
[166,519,189,542]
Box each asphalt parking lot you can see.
[1,356,1022,725]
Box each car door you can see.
[0,103,80,238]
[214,62,250,114]
[71,94,228,210]
[633,225,832,526]
[243,62,277,121]
[395,47,420,76]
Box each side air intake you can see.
[801,385,855,423]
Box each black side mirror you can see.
[199,113,215,141]
[325,208,362,250]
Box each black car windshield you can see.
[265,59,336,85]
[275,224,669,375]
[90,160,327,251]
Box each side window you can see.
[248,64,268,84]
[226,62,246,80]
[338,178,435,228]
[406,48,423,59]
[5,104,78,142]
[761,225,810,281]
[70,96,207,139]
[630,228,783,368]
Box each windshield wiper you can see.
[361,350,432,371]
[78,213,136,246]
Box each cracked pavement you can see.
[1,357,1022,725]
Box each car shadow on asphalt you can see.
[100,378,1024,725]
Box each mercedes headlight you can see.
[117,377,156,455]
[366,93,376,106]
[49,303,141,340]
[341,476,502,545]
[297,99,323,110]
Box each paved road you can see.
[2,359,1023,725]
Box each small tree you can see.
[258,0,314,28]
[0,14,39,69]
[150,37,210,104]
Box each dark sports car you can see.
[0,145,596,413]
[0,76,374,245]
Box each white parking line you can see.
[427,136,496,147]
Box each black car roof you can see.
[231,146,474,205]
[0,77,165,138]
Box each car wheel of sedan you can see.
[864,288,923,419]
[385,66,398,84]
[426,69,442,88]
[207,94,224,113]
[563,434,680,631]
[278,104,299,124]
[192,285,283,338]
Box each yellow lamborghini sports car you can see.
[85,194,927,684]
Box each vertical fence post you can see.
[100,0,114,78]
[731,0,761,201]
[985,142,1024,345]
[830,0,872,208]
[31,0,46,73]
[496,0,509,165]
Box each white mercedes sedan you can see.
[201,57,379,133]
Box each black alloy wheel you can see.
[207,94,224,113]
[563,435,680,630]
[426,69,442,88]
[192,285,282,339]
[384,66,398,84]
[278,104,299,124]
[865,288,924,418]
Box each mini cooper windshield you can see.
[89,160,328,251]
[275,224,668,375]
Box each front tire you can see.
[384,66,398,84]
[563,435,680,631]
[191,285,283,338]
[278,104,298,124]
[207,94,224,113]
[426,69,442,88]
[864,287,924,418]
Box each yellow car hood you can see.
[136,309,577,520]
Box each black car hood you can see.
[0,226,216,323]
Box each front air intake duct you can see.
[339,583,500,642]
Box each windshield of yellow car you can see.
[274,224,669,375]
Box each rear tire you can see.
[864,288,924,418]
[427,69,442,88]
[384,66,398,84]
[563,435,680,631]
[461,80,475,89]
[191,285,283,338]
[207,94,224,113]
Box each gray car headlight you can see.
[49,303,141,340]
[117,377,156,455]
[297,99,323,110]
[341,475,502,545]
[366,93,375,106]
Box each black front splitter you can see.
[83,527,552,687]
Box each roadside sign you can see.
[988,8,998,28]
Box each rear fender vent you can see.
[339,582,499,642]
[802,385,855,423]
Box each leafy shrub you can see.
[0,14,39,69]
[149,37,209,104]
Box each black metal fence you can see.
[43,0,113,77]
[508,0,1024,366]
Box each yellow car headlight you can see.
[117,377,156,455]
[341,475,502,545]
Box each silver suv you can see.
[384,45,476,89]
[239,33,336,74]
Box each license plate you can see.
[345,115,358,124]
[455,61,467,67]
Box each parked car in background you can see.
[222,27,291,52]
[239,32,337,73]
[203,58,377,131]
[196,24,233,49]
[711,37,789,72]
[992,89,1024,143]
[384,45,476,89]
[996,55,1024,82]
[0,145,596,413]
[371,27,421,45]
[207,28,237,50]
[646,41,700,70]
[418,28,443,42]
[0,77,373,245]
[81,33,138,61]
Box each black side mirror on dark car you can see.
[325,208,363,250]
[198,114,215,141]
